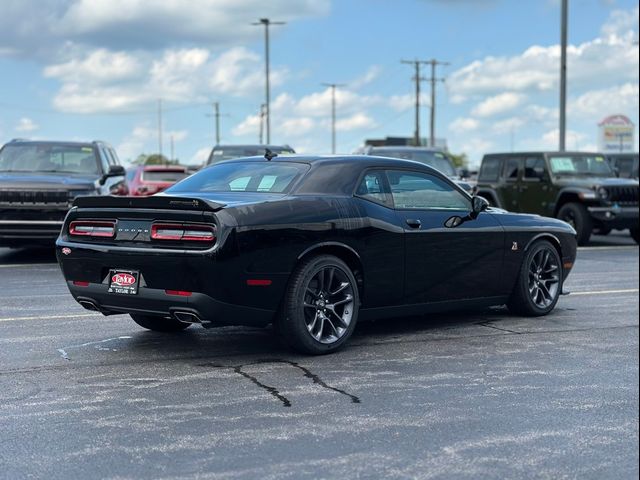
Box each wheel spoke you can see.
[328,294,353,308]
[329,281,349,296]
[327,307,349,328]
[326,268,335,294]
[307,311,319,335]
[324,317,339,338]
[306,287,318,299]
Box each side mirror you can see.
[100,165,125,185]
[107,165,125,176]
[472,196,489,215]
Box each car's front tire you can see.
[277,255,359,355]
[508,240,562,316]
[130,313,191,332]
[557,202,592,246]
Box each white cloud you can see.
[471,92,526,117]
[448,7,639,97]
[336,113,377,131]
[569,83,639,120]
[15,117,39,132]
[116,124,188,162]
[388,93,430,112]
[190,147,211,166]
[349,65,383,89]
[44,46,283,113]
[1,0,330,57]
[449,117,479,132]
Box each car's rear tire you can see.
[507,240,562,317]
[557,202,592,246]
[276,255,359,355]
[130,313,191,332]
[631,228,640,245]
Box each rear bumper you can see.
[587,206,639,229]
[67,281,275,327]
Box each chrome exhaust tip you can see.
[78,299,100,311]
[172,311,202,324]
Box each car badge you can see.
[62,247,72,255]
[511,242,518,251]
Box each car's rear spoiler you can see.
[73,195,226,212]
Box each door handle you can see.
[405,219,422,229]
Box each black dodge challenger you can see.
[56,155,577,354]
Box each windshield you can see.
[370,149,456,177]
[208,146,295,165]
[0,144,99,174]
[549,154,614,177]
[167,161,308,194]
[141,170,189,182]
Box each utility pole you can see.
[559,0,568,151]
[157,98,163,157]
[205,102,222,144]
[426,59,449,148]
[170,135,174,164]
[259,104,267,144]
[252,18,286,144]
[401,59,428,146]
[322,83,346,154]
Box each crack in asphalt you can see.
[477,322,523,334]
[198,359,361,407]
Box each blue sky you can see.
[0,0,638,167]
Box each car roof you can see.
[5,140,98,148]
[218,154,447,171]
[213,144,293,149]
[483,151,603,157]
[367,146,445,152]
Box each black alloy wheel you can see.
[130,313,191,332]
[277,255,359,354]
[508,240,562,316]
[557,202,593,246]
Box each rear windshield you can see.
[208,146,295,165]
[369,149,456,177]
[142,170,189,182]
[0,144,99,174]
[167,162,309,194]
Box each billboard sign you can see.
[598,114,635,152]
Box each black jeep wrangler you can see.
[475,151,639,245]
[0,140,127,248]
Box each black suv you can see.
[0,140,127,247]
[607,153,639,179]
[206,144,295,166]
[361,146,472,191]
[475,151,639,245]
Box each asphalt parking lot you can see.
[0,233,638,479]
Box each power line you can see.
[321,83,346,154]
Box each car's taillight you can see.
[151,223,215,242]
[69,220,116,237]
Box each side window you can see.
[503,158,520,182]
[386,170,470,210]
[98,147,110,173]
[478,157,501,182]
[524,156,546,180]
[107,148,120,166]
[355,171,392,207]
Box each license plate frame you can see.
[107,269,140,295]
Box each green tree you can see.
[448,152,468,169]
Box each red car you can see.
[126,165,190,196]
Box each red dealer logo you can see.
[111,273,136,286]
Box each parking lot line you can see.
[0,313,98,323]
[0,263,58,269]
[569,288,639,296]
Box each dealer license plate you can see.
[107,269,139,295]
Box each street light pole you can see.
[559,0,568,151]
[322,83,346,154]
[252,18,286,144]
